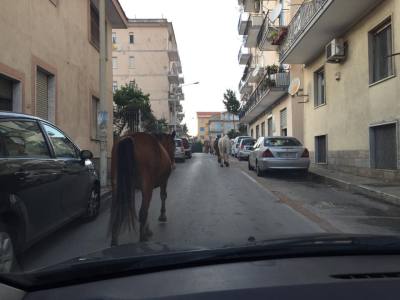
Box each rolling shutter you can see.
[36,70,49,120]
[280,108,287,129]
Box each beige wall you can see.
[113,24,177,123]
[302,0,400,178]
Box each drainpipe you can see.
[99,0,108,188]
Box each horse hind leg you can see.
[158,182,168,222]
[139,184,153,242]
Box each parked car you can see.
[0,112,100,271]
[181,138,192,159]
[232,136,251,157]
[237,138,256,161]
[248,136,310,176]
[174,138,186,162]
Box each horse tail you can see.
[109,136,137,241]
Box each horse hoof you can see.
[158,215,167,222]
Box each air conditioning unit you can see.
[325,39,345,63]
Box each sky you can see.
[119,0,243,135]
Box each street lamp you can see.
[173,81,200,132]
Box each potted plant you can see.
[272,27,288,45]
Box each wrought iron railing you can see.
[240,71,290,119]
[258,9,290,51]
[280,0,329,58]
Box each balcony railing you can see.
[238,12,249,35]
[240,71,290,118]
[238,45,251,65]
[280,0,329,58]
[258,9,290,51]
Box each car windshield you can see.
[1,0,399,289]
[264,138,302,147]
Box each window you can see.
[129,32,135,44]
[267,117,272,136]
[251,128,254,138]
[200,127,205,132]
[91,96,100,139]
[129,56,135,69]
[370,123,397,170]
[42,123,78,158]
[36,68,55,122]
[129,81,134,87]
[314,67,325,107]
[0,75,13,111]
[315,135,327,164]
[0,120,50,158]
[112,81,117,93]
[261,122,265,137]
[112,32,117,44]
[265,138,302,147]
[369,18,393,84]
[280,108,287,136]
[90,1,100,49]
[112,57,118,69]
[256,125,260,138]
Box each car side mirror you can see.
[80,150,93,160]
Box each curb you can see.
[310,172,400,207]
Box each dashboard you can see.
[3,255,400,299]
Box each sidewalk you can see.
[309,167,400,206]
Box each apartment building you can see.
[208,112,240,141]
[279,0,400,181]
[112,19,184,128]
[196,112,221,142]
[0,0,127,159]
[237,0,304,142]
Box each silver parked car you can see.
[174,139,186,162]
[232,136,251,157]
[248,136,310,176]
[237,138,256,161]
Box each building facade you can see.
[280,0,400,181]
[196,112,221,142]
[208,112,239,140]
[112,19,184,128]
[237,0,304,142]
[0,0,127,160]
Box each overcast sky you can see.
[119,0,243,135]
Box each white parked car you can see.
[232,136,251,157]
[174,139,186,162]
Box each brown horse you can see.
[109,131,176,245]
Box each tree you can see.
[113,82,164,135]
[223,89,240,130]
[182,123,189,136]
[238,123,248,135]
[227,129,240,139]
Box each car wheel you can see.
[0,223,16,273]
[84,186,100,221]
[256,162,263,177]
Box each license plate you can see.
[279,152,296,158]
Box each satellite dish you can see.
[269,4,282,23]
[288,77,301,96]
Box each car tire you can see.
[84,186,100,221]
[256,162,263,177]
[0,223,17,273]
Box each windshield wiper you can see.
[5,234,400,291]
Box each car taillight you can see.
[262,149,274,158]
[302,148,310,158]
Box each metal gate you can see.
[372,123,397,170]
[36,70,49,120]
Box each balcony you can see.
[168,49,180,62]
[239,78,253,96]
[238,45,251,65]
[168,71,179,84]
[238,12,249,35]
[280,0,385,64]
[240,72,290,123]
[244,14,264,48]
[179,76,184,84]
[248,66,265,84]
[258,9,289,51]
[238,0,261,13]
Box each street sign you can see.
[98,111,109,129]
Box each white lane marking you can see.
[241,171,259,185]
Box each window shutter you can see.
[36,70,49,120]
[280,109,287,129]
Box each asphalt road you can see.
[20,153,400,272]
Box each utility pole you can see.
[99,0,108,187]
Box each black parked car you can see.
[0,112,100,272]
